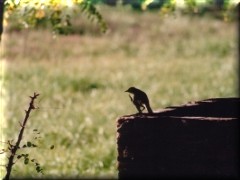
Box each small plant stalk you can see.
[4,92,40,180]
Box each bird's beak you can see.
[125,89,129,92]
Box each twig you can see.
[4,92,40,180]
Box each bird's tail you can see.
[145,103,153,114]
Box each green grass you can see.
[1,6,237,178]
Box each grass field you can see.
[1,5,238,178]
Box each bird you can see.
[125,87,153,114]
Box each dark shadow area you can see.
[157,97,240,118]
[117,98,239,179]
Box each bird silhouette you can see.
[125,87,153,114]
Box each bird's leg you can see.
[133,101,142,114]
[137,100,145,112]
[136,105,142,114]
[140,104,145,111]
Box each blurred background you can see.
[1,0,238,178]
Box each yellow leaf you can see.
[35,9,45,19]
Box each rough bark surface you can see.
[117,98,239,178]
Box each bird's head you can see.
[125,87,137,94]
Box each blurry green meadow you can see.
[1,5,238,178]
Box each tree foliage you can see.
[1,0,238,37]
[4,0,107,34]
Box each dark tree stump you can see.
[117,98,239,178]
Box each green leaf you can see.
[17,155,22,159]
[32,144,37,147]
[27,141,32,147]
[50,145,54,150]
[36,166,41,171]
[24,158,29,165]
[24,153,29,157]
[35,162,43,174]
[33,129,38,132]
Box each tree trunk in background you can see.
[117,98,239,178]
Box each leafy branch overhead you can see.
[4,0,107,34]
[3,0,238,35]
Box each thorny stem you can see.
[4,92,40,180]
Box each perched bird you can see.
[125,87,153,114]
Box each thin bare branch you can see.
[4,93,40,180]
